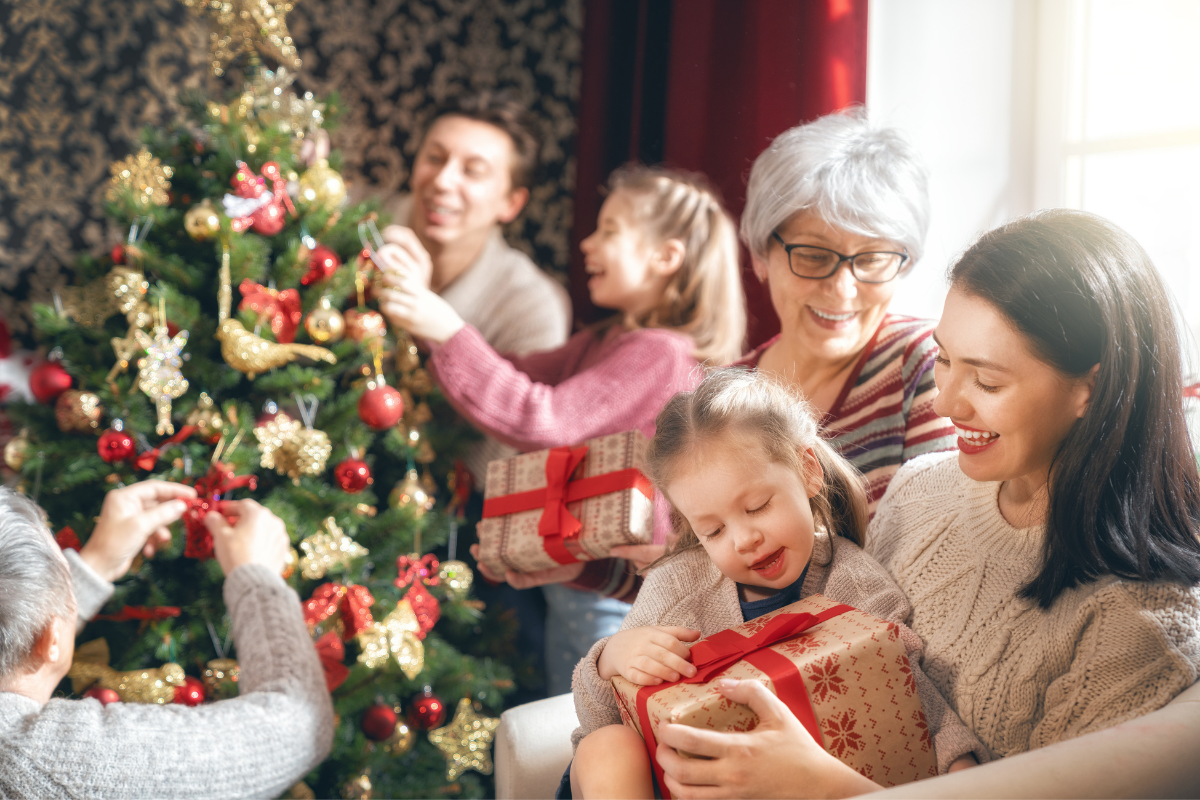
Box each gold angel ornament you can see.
[135,314,189,436]
[217,242,335,379]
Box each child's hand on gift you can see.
[598,625,701,685]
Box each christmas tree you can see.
[2,5,516,798]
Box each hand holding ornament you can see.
[204,499,290,576]
[379,225,433,288]
[81,481,198,582]
[377,264,464,344]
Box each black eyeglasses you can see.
[770,232,909,283]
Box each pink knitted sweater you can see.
[428,323,702,598]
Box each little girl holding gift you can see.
[377,165,746,686]
[568,369,985,799]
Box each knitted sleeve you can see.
[64,548,114,632]
[1030,580,1200,750]
[0,564,333,799]
[428,324,699,451]
[570,551,720,749]
[821,539,989,773]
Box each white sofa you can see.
[495,693,578,799]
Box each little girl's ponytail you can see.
[606,165,746,365]
[646,369,869,562]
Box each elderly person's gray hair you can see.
[740,110,931,267]
[0,488,74,678]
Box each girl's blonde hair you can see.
[645,369,869,563]
[605,164,746,365]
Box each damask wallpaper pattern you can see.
[0,0,582,334]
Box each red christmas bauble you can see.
[334,458,373,493]
[83,686,121,705]
[174,676,206,706]
[97,427,135,463]
[407,687,445,730]
[29,361,73,404]
[361,702,398,741]
[358,381,403,430]
[343,309,386,343]
[111,243,125,265]
[301,244,341,286]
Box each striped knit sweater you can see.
[737,314,955,514]
[572,315,956,601]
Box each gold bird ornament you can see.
[68,639,186,704]
[216,241,335,379]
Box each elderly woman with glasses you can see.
[735,111,954,513]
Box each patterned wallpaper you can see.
[0,0,582,334]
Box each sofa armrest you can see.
[495,693,579,799]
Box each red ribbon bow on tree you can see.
[313,630,350,691]
[224,161,295,236]
[237,280,302,344]
[302,583,375,641]
[395,553,440,589]
[182,461,258,560]
[55,526,81,552]
[135,425,197,472]
[94,605,182,622]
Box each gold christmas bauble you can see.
[304,296,344,344]
[184,198,222,241]
[341,770,372,800]
[298,159,347,213]
[202,658,240,700]
[343,308,386,343]
[4,429,30,471]
[55,391,103,434]
[388,468,435,517]
[438,560,474,599]
[383,718,415,754]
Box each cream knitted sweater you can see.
[571,531,988,773]
[866,452,1200,760]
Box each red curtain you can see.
[570,0,869,350]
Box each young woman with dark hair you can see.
[647,209,1200,799]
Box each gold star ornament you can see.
[428,698,500,781]
[107,149,173,209]
[183,0,303,77]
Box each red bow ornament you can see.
[403,582,439,640]
[55,526,81,552]
[313,630,350,691]
[395,553,440,589]
[303,583,376,641]
[182,461,258,560]
[135,425,197,472]
[237,280,302,343]
[222,161,295,236]
[94,605,182,622]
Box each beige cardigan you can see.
[571,531,988,774]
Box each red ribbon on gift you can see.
[480,445,654,565]
[182,461,258,560]
[314,630,350,691]
[634,604,854,799]
[302,583,376,641]
[94,605,182,622]
[136,425,198,472]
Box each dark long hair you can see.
[950,209,1200,607]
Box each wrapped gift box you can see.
[478,430,654,574]
[613,594,938,794]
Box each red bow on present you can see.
[182,461,258,560]
[303,583,375,641]
[55,526,81,552]
[135,425,197,472]
[94,605,182,622]
[395,553,440,589]
[481,444,654,565]
[634,604,854,799]
[314,630,350,691]
[237,280,302,344]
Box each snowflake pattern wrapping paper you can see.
[612,594,938,794]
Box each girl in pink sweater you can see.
[378,164,746,679]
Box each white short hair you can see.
[740,110,930,267]
[0,489,73,678]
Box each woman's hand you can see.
[79,480,197,582]
[376,226,464,344]
[597,625,700,684]
[469,543,585,588]
[655,678,881,799]
[205,499,290,577]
